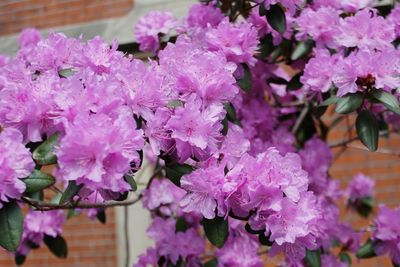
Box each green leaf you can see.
[58,68,76,78]
[165,163,193,187]
[335,93,363,114]
[258,233,273,246]
[304,249,321,267]
[204,258,218,267]
[393,261,400,267]
[43,235,68,258]
[265,4,286,33]
[237,63,252,93]
[287,72,303,91]
[224,102,237,123]
[23,170,56,193]
[339,251,352,266]
[124,174,137,192]
[15,253,26,266]
[356,196,374,218]
[203,216,229,248]
[32,132,60,165]
[167,100,184,108]
[96,210,106,224]
[291,40,314,61]
[356,239,377,259]
[320,95,339,106]
[59,181,82,204]
[356,110,379,152]
[0,202,23,252]
[371,90,400,115]
[175,217,189,233]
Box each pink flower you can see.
[18,28,42,48]
[165,97,225,161]
[56,112,144,195]
[388,4,400,37]
[266,192,321,245]
[302,49,339,94]
[142,178,186,214]
[321,254,347,267]
[135,11,178,53]
[332,49,400,96]
[186,3,224,28]
[159,37,238,104]
[0,128,34,207]
[17,210,65,256]
[180,161,226,219]
[346,173,375,201]
[206,18,259,65]
[373,205,400,264]
[335,8,395,50]
[295,7,340,48]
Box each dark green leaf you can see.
[356,110,379,151]
[339,251,352,266]
[356,196,374,218]
[265,4,286,33]
[304,249,321,267]
[0,202,23,252]
[320,95,339,106]
[258,3,267,16]
[237,64,252,93]
[43,235,68,258]
[204,258,218,267]
[15,253,26,266]
[335,93,363,114]
[291,40,314,61]
[165,164,193,187]
[259,34,274,58]
[371,90,400,115]
[59,181,82,204]
[393,261,400,267]
[287,72,303,91]
[23,170,56,193]
[32,133,60,165]
[124,174,137,192]
[259,233,273,246]
[96,210,106,224]
[175,217,189,233]
[224,102,237,123]
[356,239,377,259]
[203,216,229,248]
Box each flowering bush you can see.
[0,0,400,266]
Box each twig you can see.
[291,105,309,134]
[21,195,142,211]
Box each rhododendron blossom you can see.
[1,0,400,266]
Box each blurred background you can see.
[0,0,399,267]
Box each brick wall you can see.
[0,0,134,36]
[0,209,118,267]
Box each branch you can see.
[291,105,309,134]
[21,195,142,211]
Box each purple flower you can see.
[373,205,400,264]
[135,11,178,53]
[18,28,42,48]
[17,210,65,256]
[205,18,259,65]
[0,128,34,207]
[321,254,347,267]
[159,37,238,104]
[180,160,226,219]
[146,217,204,264]
[346,173,375,201]
[295,7,340,48]
[302,49,339,94]
[216,219,263,267]
[186,3,224,28]
[165,97,225,161]
[332,49,400,96]
[388,4,400,37]
[334,8,395,50]
[56,112,144,195]
[142,178,186,214]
